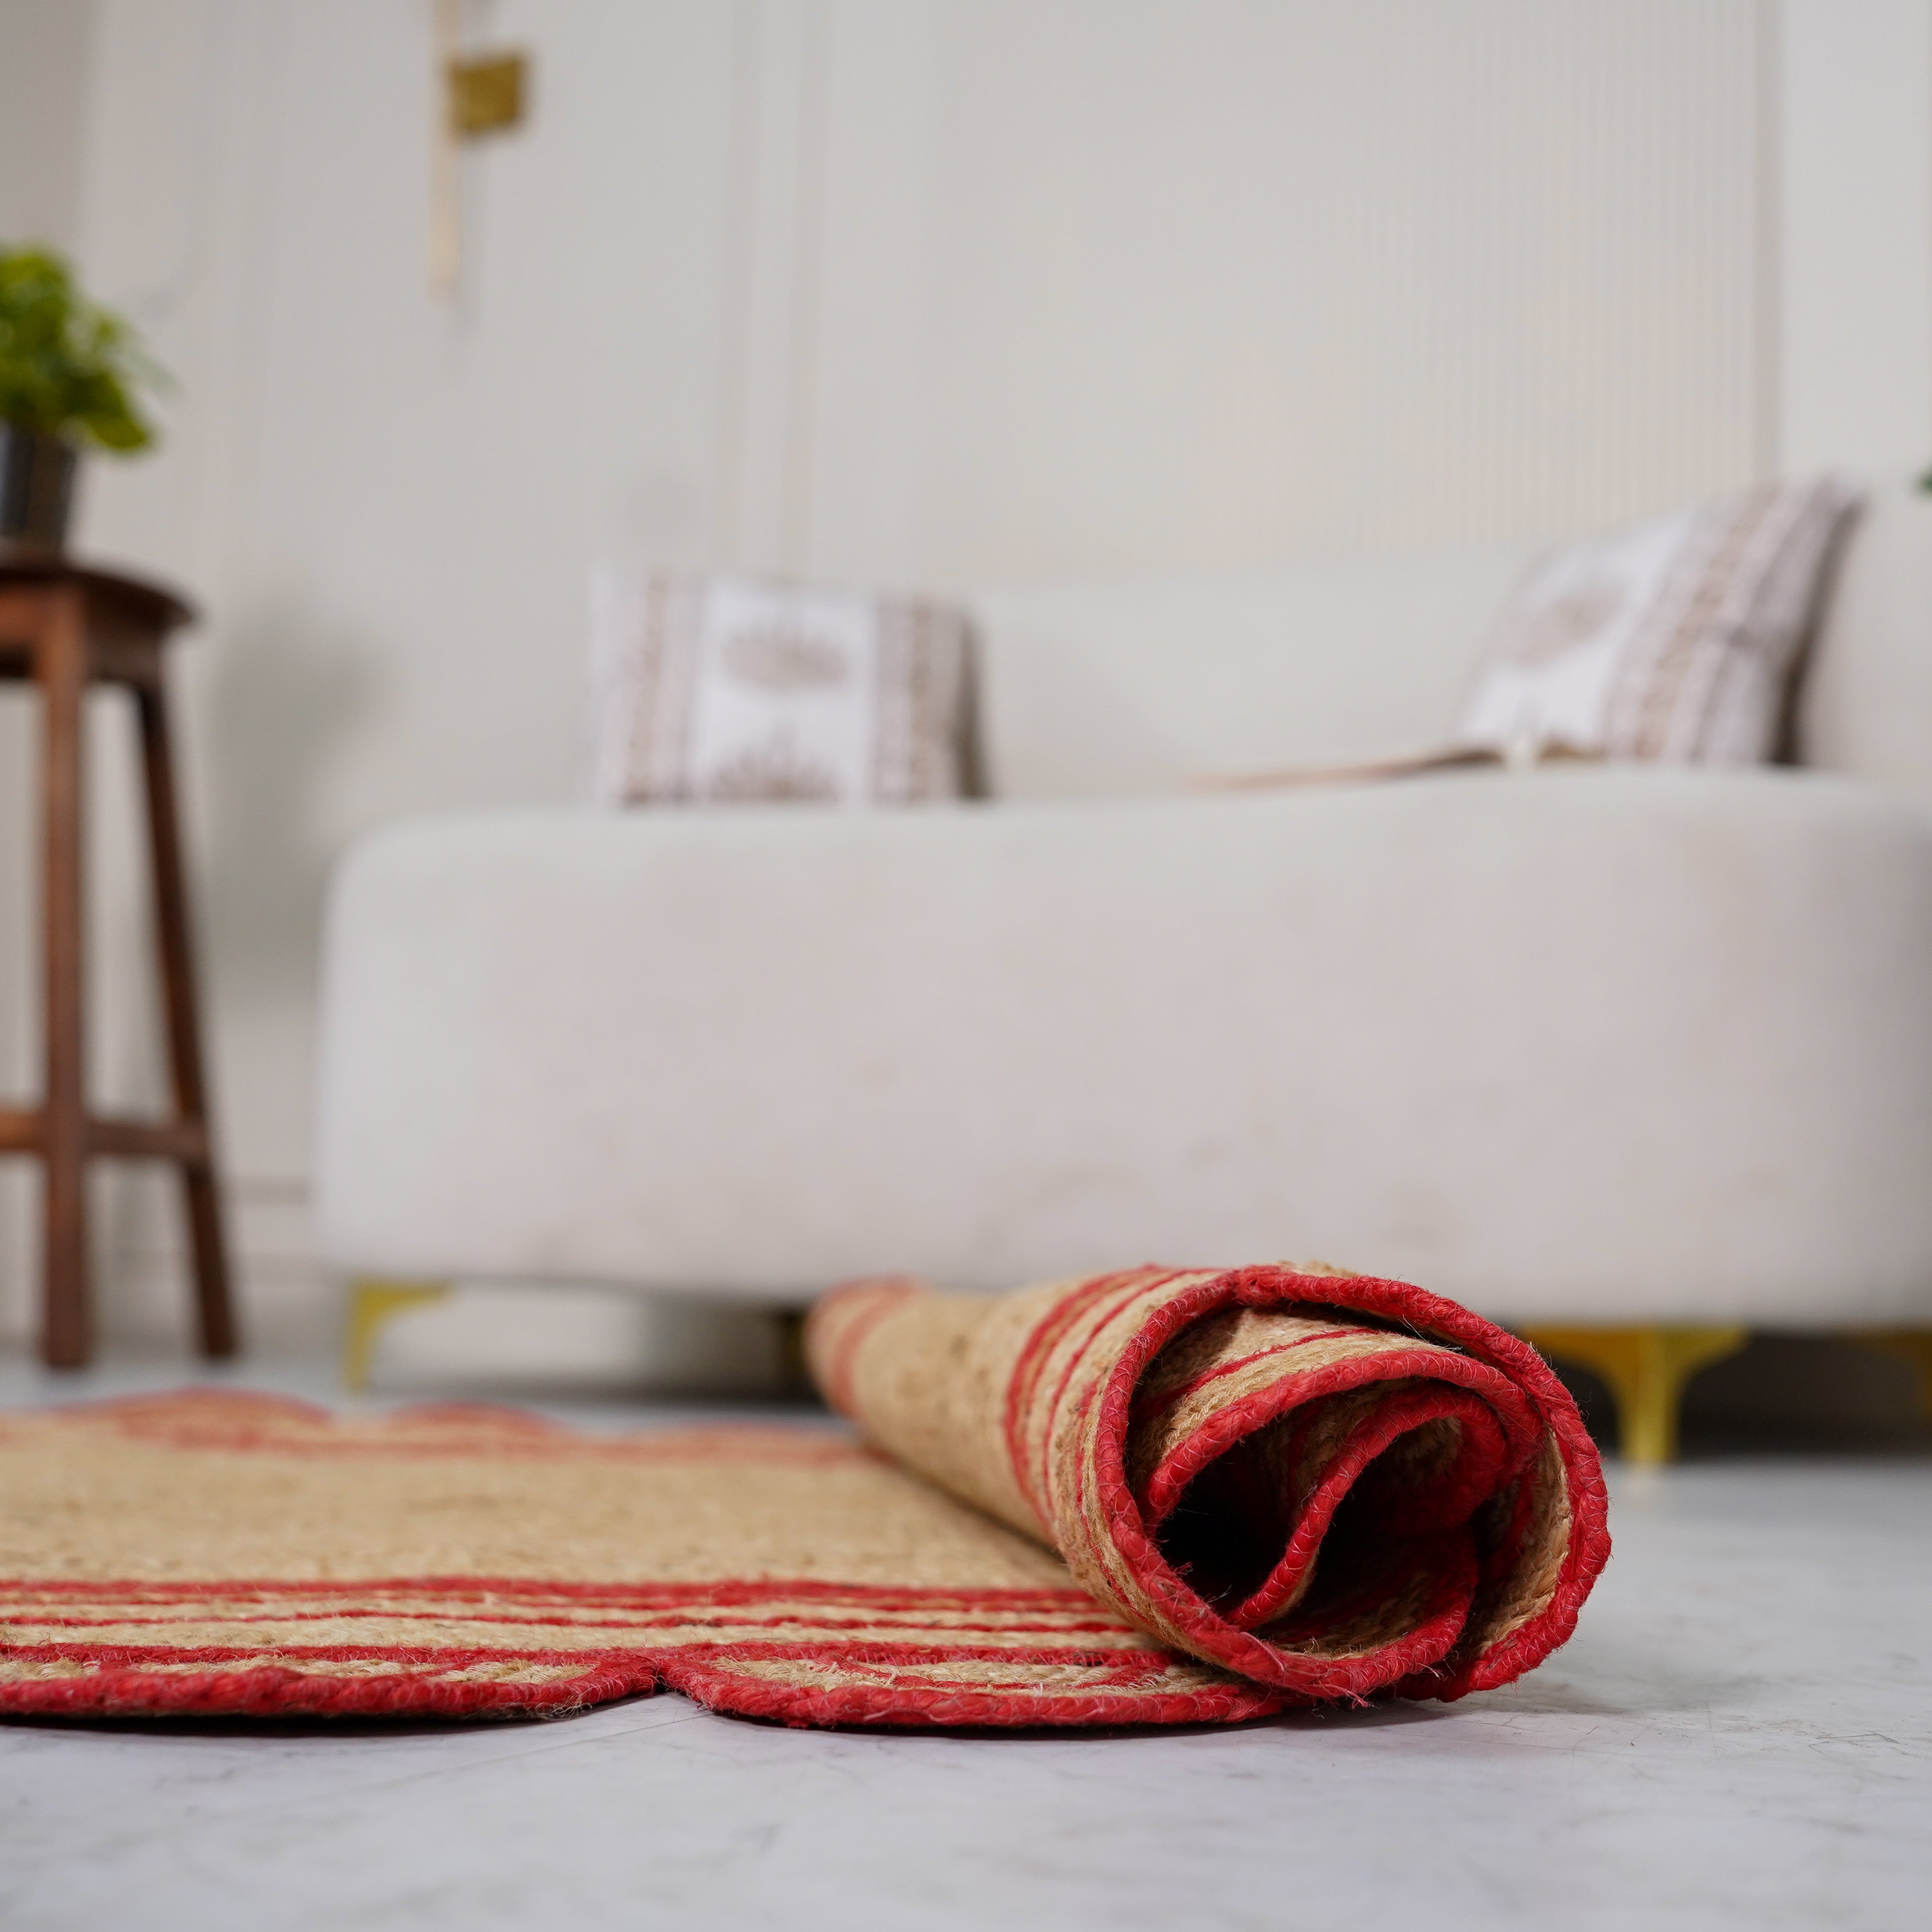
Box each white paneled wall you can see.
[1779,0,1932,475]
[0,1,1923,1342]
[807,0,1769,583]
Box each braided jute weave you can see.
[0,1264,1608,1728]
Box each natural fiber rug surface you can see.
[0,1264,1609,1728]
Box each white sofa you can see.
[314,486,1932,1451]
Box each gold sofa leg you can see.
[342,1279,452,1392]
[1842,1329,1932,1422]
[1518,1325,1748,1466]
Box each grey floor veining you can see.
[1,1350,1927,1932]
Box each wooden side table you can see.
[0,556,237,1366]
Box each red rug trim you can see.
[0,1653,662,1719]
[1218,1385,1507,1631]
[1121,1341,1523,1667]
[1077,1266,1607,1701]
[1137,1342,1536,1527]
[1259,1270,1612,1701]
[0,1650,1286,1729]
[658,1654,1293,1731]
[0,1633,1254,1728]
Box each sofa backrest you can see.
[969,548,1530,798]
[971,480,1932,805]
[1799,485,1932,809]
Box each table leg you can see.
[38,589,89,1367]
[135,680,237,1358]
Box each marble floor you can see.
[1,1350,1927,1932]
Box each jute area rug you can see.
[0,1264,1609,1729]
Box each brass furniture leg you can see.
[343,1279,453,1391]
[1518,1325,1749,1465]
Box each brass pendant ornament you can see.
[429,0,531,298]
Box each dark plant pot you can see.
[0,424,80,556]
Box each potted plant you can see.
[0,247,160,556]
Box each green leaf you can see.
[0,245,164,455]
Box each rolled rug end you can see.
[808,1264,1611,1707]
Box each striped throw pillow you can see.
[1455,476,1859,765]
[583,569,974,806]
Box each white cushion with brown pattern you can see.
[583,569,973,807]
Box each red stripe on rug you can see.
[1029,1272,1182,1519]
[1127,1327,1362,1429]
[816,1277,922,1417]
[0,1576,1100,1610]
[1001,1270,1140,1517]
[9,1609,1133,1637]
[1,1637,1172,1673]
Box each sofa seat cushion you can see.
[315,770,1932,1326]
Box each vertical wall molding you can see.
[708,0,761,569]
[714,0,833,573]
[1756,0,1784,480]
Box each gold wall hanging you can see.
[429,0,531,298]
